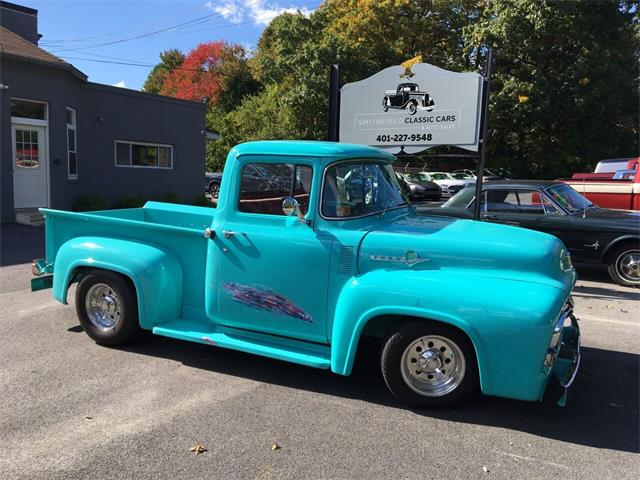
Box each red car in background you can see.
[562,157,640,210]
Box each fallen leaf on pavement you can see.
[190,444,207,455]
[621,309,628,313]
[482,466,489,473]
[271,442,281,451]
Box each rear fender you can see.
[52,236,183,330]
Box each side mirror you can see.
[282,196,305,223]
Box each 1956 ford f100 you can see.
[31,141,580,408]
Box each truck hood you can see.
[358,213,575,291]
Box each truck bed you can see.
[41,201,215,315]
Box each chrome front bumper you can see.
[548,302,581,406]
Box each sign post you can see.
[473,48,494,221]
[327,64,341,142]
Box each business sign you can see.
[339,63,483,153]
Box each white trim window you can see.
[115,140,173,169]
[10,98,48,127]
[66,107,77,179]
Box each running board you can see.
[152,320,331,369]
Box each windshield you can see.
[404,173,422,182]
[545,184,594,214]
[430,173,451,181]
[418,173,431,181]
[442,187,476,208]
[451,173,470,180]
[322,161,407,218]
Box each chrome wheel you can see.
[400,335,466,397]
[85,283,121,330]
[617,250,640,283]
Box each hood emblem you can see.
[369,250,429,267]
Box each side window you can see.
[238,163,312,216]
[515,191,544,214]
[486,190,544,214]
[485,190,515,212]
[542,195,561,215]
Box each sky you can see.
[28,0,317,90]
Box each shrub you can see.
[191,194,213,207]
[157,192,180,204]
[72,194,109,212]
[112,196,147,209]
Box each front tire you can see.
[607,244,640,287]
[381,321,478,408]
[407,101,418,115]
[75,269,141,346]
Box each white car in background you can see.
[419,171,474,196]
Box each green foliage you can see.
[112,196,146,209]
[156,192,181,204]
[72,195,109,212]
[465,0,639,177]
[142,49,185,95]
[145,1,639,178]
[191,194,213,207]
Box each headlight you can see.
[559,249,574,272]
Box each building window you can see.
[11,98,47,120]
[114,141,173,169]
[66,107,77,179]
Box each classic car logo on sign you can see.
[369,250,429,267]
[382,83,435,115]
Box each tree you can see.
[142,49,184,94]
[465,0,639,177]
[161,41,226,103]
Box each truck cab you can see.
[32,141,580,408]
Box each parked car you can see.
[205,172,222,198]
[451,172,475,182]
[382,83,435,115]
[32,141,579,409]
[562,157,640,210]
[419,172,473,196]
[453,169,501,181]
[485,167,515,179]
[423,180,640,287]
[398,172,442,200]
[594,157,636,173]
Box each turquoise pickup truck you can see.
[31,141,580,408]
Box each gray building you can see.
[0,1,206,223]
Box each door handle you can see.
[483,214,498,221]
[222,230,246,239]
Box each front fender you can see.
[52,236,183,330]
[331,269,570,401]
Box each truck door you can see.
[212,161,331,344]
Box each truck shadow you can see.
[113,335,640,454]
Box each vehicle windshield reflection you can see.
[545,184,594,214]
[322,161,408,219]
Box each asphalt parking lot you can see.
[0,224,638,479]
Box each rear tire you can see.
[208,181,220,199]
[607,243,640,287]
[75,269,141,346]
[381,321,478,408]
